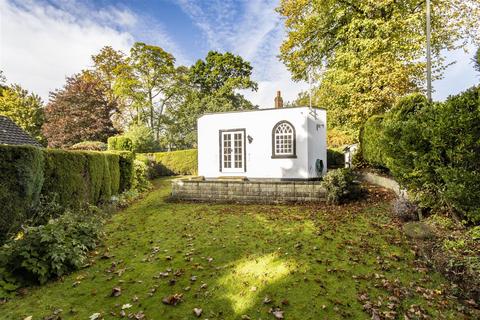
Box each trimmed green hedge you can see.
[359,115,387,168]
[0,145,45,241]
[112,151,135,191]
[70,141,107,151]
[360,89,480,223]
[327,148,345,168]
[107,136,133,152]
[138,149,198,177]
[0,145,134,241]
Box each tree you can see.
[0,84,45,144]
[278,0,480,138]
[114,42,176,138]
[0,70,6,87]
[43,72,117,147]
[190,51,258,94]
[91,46,127,130]
[475,47,480,73]
[161,51,258,149]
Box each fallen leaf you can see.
[162,293,184,306]
[270,308,284,319]
[121,303,132,309]
[193,308,203,317]
[111,287,121,297]
[89,313,101,320]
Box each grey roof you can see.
[0,116,41,147]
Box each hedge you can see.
[0,145,45,242]
[360,89,480,223]
[112,151,135,191]
[0,145,134,241]
[327,148,345,168]
[70,141,107,151]
[107,136,133,152]
[359,115,387,168]
[138,149,198,177]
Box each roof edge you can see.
[198,106,326,119]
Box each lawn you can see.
[1,178,476,319]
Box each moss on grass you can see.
[1,179,477,319]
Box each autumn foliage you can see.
[42,72,117,148]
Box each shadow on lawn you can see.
[2,179,478,319]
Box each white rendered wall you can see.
[197,107,326,180]
[307,109,327,177]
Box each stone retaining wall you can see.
[171,179,326,203]
[359,170,408,198]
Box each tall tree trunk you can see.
[148,90,154,135]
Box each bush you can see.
[383,89,480,223]
[327,148,344,169]
[359,115,387,168]
[321,168,361,204]
[0,145,44,242]
[139,149,198,177]
[41,150,120,208]
[70,141,107,151]
[0,207,103,285]
[107,136,133,152]
[112,151,135,191]
[124,124,159,153]
[0,145,134,241]
[361,89,480,223]
[132,159,151,192]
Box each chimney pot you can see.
[274,90,283,108]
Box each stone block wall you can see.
[171,179,326,203]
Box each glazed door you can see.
[221,130,245,173]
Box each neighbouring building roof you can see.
[0,116,41,147]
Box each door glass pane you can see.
[223,134,231,168]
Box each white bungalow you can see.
[197,91,327,180]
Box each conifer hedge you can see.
[0,145,134,241]
[138,149,198,177]
[360,88,480,223]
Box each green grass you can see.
[1,178,475,319]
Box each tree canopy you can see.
[0,83,45,144]
[43,72,117,148]
[278,0,480,139]
[114,42,176,139]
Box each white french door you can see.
[221,130,245,173]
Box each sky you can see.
[0,0,478,108]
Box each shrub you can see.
[107,136,133,152]
[112,151,135,191]
[382,88,480,223]
[0,145,44,242]
[41,150,121,207]
[0,145,134,242]
[132,159,151,192]
[140,149,198,177]
[359,115,387,168]
[327,148,344,169]
[0,207,103,285]
[392,197,419,222]
[124,124,159,153]
[70,141,107,151]
[321,168,360,204]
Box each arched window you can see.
[272,121,296,158]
